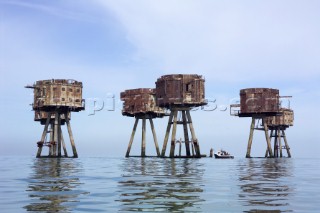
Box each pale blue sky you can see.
[1,0,319,157]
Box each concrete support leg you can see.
[178,139,182,157]
[53,112,59,156]
[186,110,200,157]
[49,122,54,156]
[182,111,191,156]
[126,118,139,157]
[246,118,255,158]
[191,142,195,156]
[265,129,273,158]
[161,112,174,157]
[149,119,160,156]
[57,113,62,157]
[274,129,278,158]
[66,113,78,158]
[263,118,273,157]
[60,126,68,157]
[278,129,283,157]
[282,129,291,158]
[169,110,178,157]
[141,118,146,157]
[37,113,51,158]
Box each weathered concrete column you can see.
[141,118,146,157]
[66,113,78,158]
[161,111,174,157]
[53,112,59,156]
[49,122,54,156]
[149,118,160,156]
[278,129,283,157]
[169,110,178,157]
[57,112,62,157]
[60,126,68,157]
[210,148,213,158]
[182,110,191,156]
[186,110,200,157]
[282,129,291,158]
[265,129,273,158]
[37,113,51,158]
[126,118,139,157]
[263,118,273,157]
[178,138,182,157]
[246,118,255,158]
[274,129,278,157]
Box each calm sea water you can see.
[0,156,319,212]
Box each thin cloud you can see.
[96,0,320,82]
[0,0,101,22]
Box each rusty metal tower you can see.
[230,88,285,158]
[155,74,207,158]
[121,88,166,157]
[263,107,293,158]
[26,79,84,158]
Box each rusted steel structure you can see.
[230,88,292,158]
[263,108,294,158]
[156,74,206,107]
[121,88,166,157]
[26,79,85,158]
[238,88,280,117]
[34,111,71,125]
[264,108,294,128]
[155,74,207,158]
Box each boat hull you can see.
[214,154,234,159]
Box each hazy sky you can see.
[1,0,319,157]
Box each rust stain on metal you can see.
[238,88,280,117]
[27,79,85,112]
[155,74,207,108]
[264,108,294,129]
[120,88,166,118]
[34,111,71,125]
[230,87,294,158]
[25,79,84,158]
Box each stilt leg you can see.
[186,110,201,157]
[179,139,182,157]
[191,142,195,156]
[53,112,59,156]
[49,122,54,156]
[246,118,255,158]
[282,129,291,158]
[161,111,174,157]
[265,129,273,158]
[278,129,283,157]
[65,112,78,158]
[37,113,51,158]
[274,129,278,157]
[149,119,160,156]
[141,118,146,157]
[182,111,191,156]
[263,118,273,157]
[169,110,178,157]
[60,126,68,157]
[57,113,62,157]
[126,118,139,157]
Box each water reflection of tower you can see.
[25,79,85,158]
[238,159,293,212]
[117,158,205,212]
[24,159,86,212]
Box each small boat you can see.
[214,150,234,159]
